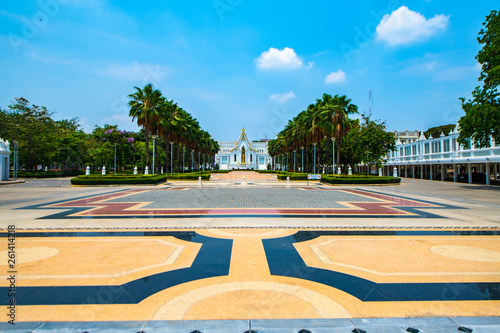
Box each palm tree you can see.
[318,94,358,169]
[128,83,163,169]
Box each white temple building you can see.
[0,138,11,181]
[215,127,271,170]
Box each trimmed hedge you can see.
[256,170,285,174]
[321,175,401,185]
[167,172,211,180]
[11,170,85,178]
[277,172,308,180]
[71,174,167,185]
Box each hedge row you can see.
[11,170,85,178]
[277,173,308,180]
[167,172,211,180]
[321,175,401,184]
[256,170,284,174]
[71,174,167,185]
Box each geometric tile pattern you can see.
[17,188,459,219]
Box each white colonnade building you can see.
[383,121,500,185]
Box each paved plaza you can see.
[0,172,500,332]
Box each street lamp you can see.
[301,146,304,172]
[12,140,18,180]
[114,143,118,174]
[182,146,186,173]
[191,149,194,172]
[312,142,317,174]
[331,137,335,175]
[151,135,158,174]
[293,149,296,171]
[169,141,174,174]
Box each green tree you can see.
[458,10,500,148]
[128,83,164,168]
[3,97,57,170]
[53,118,90,170]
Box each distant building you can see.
[215,127,270,170]
[393,129,419,144]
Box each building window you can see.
[234,154,236,162]
[250,154,252,162]
[425,143,429,154]
[443,140,450,152]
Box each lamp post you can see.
[331,137,335,175]
[198,152,201,171]
[12,140,18,180]
[293,150,296,171]
[191,149,194,172]
[301,146,304,172]
[169,141,174,174]
[151,135,158,174]
[182,146,186,173]
[114,143,118,174]
[313,142,317,174]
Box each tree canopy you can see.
[0,85,219,173]
[267,93,394,172]
[458,10,500,148]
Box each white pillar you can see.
[441,164,445,181]
[85,166,90,176]
[495,164,498,181]
[102,166,106,175]
[393,167,398,178]
[420,165,424,179]
[486,163,490,185]
[453,164,456,182]
[468,163,472,184]
[412,165,415,178]
[430,164,433,181]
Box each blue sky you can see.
[0,1,496,141]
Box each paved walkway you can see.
[0,172,499,332]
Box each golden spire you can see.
[242,126,245,133]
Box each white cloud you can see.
[376,6,449,45]
[325,70,346,84]
[269,91,296,104]
[255,47,303,70]
[101,61,166,84]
